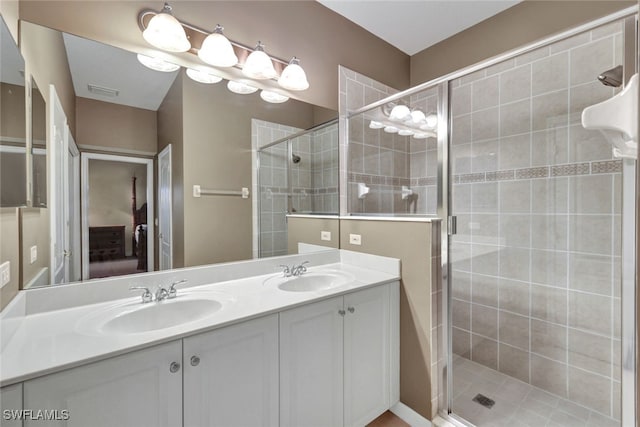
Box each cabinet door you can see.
[23,341,182,427]
[1,383,23,427]
[280,296,344,427]
[344,284,392,426]
[183,314,279,427]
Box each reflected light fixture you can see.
[278,57,309,91]
[369,121,384,129]
[243,42,277,80]
[198,24,238,68]
[389,104,411,121]
[398,129,414,136]
[186,68,222,84]
[413,133,429,139]
[227,80,258,94]
[424,113,438,129]
[408,110,426,124]
[142,3,190,52]
[384,126,399,134]
[137,53,180,72]
[260,90,289,104]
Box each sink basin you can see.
[77,293,230,336]
[272,271,354,292]
[102,298,222,334]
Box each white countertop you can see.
[0,251,399,387]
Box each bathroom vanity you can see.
[0,250,399,426]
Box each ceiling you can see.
[317,0,522,55]
[1,21,25,86]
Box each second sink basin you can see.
[272,271,355,292]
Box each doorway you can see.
[80,152,154,280]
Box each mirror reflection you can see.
[18,21,338,288]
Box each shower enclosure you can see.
[257,120,339,258]
[346,8,636,427]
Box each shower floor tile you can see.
[451,356,619,427]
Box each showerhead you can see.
[598,65,623,87]
[292,154,301,164]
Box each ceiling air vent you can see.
[87,84,119,97]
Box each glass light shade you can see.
[186,68,222,84]
[383,126,399,134]
[260,90,289,103]
[369,121,384,129]
[242,42,277,80]
[398,129,414,136]
[424,114,438,129]
[389,105,410,121]
[409,110,426,124]
[137,54,180,72]
[227,80,258,94]
[278,58,309,91]
[142,7,190,53]
[413,132,429,139]
[198,26,238,68]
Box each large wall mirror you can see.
[18,20,338,289]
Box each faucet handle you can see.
[130,286,153,303]
[279,264,291,276]
[295,261,309,275]
[168,279,187,298]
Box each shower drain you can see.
[472,393,496,409]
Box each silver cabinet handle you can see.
[169,361,181,373]
[338,309,346,316]
[348,307,355,314]
[190,355,200,367]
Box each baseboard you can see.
[390,402,431,427]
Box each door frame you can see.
[80,152,154,280]
[157,144,172,270]
[67,131,81,282]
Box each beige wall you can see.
[410,0,635,85]
[286,217,340,253]
[76,97,157,155]
[0,208,20,310]
[0,0,18,42]
[18,1,410,110]
[181,73,316,267]
[20,207,48,288]
[157,73,184,268]
[88,159,147,257]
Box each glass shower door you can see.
[448,19,626,427]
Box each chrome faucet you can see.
[168,279,187,299]
[129,279,187,303]
[280,261,309,277]
[130,286,153,303]
[155,286,170,302]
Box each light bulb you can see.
[384,126,399,134]
[198,25,238,68]
[369,121,384,129]
[278,57,309,91]
[137,54,180,72]
[425,114,438,128]
[413,133,429,139]
[227,80,258,94]
[398,129,414,136]
[389,105,410,121]
[186,68,222,84]
[142,3,190,53]
[242,42,277,80]
[260,90,289,103]
[409,110,426,124]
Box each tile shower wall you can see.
[450,21,623,420]
[310,123,339,213]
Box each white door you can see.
[49,85,68,285]
[0,384,22,427]
[184,314,279,427]
[158,145,172,270]
[344,284,393,426]
[279,296,344,427]
[67,132,81,282]
[23,341,182,427]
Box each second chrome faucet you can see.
[280,261,309,278]
[130,279,187,303]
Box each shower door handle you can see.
[448,216,457,236]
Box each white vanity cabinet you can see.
[23,341,183,427]
[183,314,279,427]
[280,282,399,427]
[1,383,23,427]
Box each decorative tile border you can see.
[550,163,590,177]
[592,160,623,174]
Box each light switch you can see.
[30,246,38,264]
[0,261,10,288]
[321,231,331,241]
[349,234,362,245]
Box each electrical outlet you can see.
[0,261,10,288]
[349,233,362,245]
[30,246,38,264]
[321,231,331,241]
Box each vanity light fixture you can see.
[422,113,438,129]
[384,126,399,134]
[136,53,180,72]
[389,104,411,122]
[197,24,238,68]
[260,90,289,104]
[398,129,414,136]
[227,80,258,94]
[278,57,309,91]
[142,3,191,53]
[369,121,385,129]
[243,42,278,80]
[408,109,426,124]
[413,132,429,139]
[186,68,222,84]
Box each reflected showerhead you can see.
[292,153,301,164]
[598,65,623,87]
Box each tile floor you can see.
[451,356,619,427]
[367,411,410,427]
